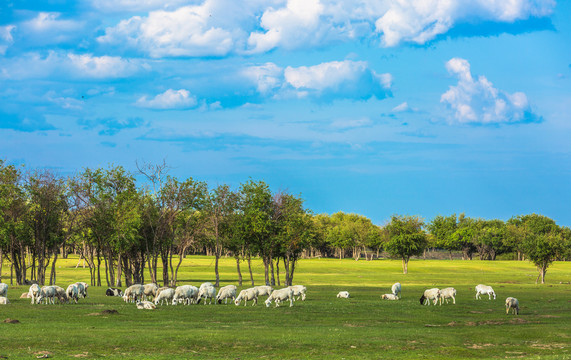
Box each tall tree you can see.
[384,215,428,274]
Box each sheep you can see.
[172,285,198,305]
[505,297,519,315]
[288,285,306,301]
[136,300,156,310]
[75,282,88,298]
[123,284,145,303]
[391,282,401,297]
[439,287,456,305]
[475,284,496,300]
[216,285,237,304]
[54,286,68,304]
[253,285,273,298]
[337,291,350,299]
[28,284,41,304]
[143,283,159,301]
[0,283,8,297]
[154,288,175,306]
[38,286,57,305]
[20,292,31,298]
[234,288,258,306]
[265,288,294,308]
[153,287,170,302]
[381,294,399,300]
[66,284,80,304]
[196,283,216,305]
[106,287,123,297]
[0,297,9,305]
[419,288,440,306]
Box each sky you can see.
[1,0,570,226]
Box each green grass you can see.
[1,257,570,359]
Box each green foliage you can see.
[384,215,427,273]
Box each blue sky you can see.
[1,0,570,226]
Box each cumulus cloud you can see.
[137,89,198,109]
[0,51,146,80]
[90,0,194,12]
[375,0,555,46]
[243,60,391,101]
[440,57,538,124]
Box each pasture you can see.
[0,257,570,359]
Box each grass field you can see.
[0,257,570,359]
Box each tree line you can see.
[1,160,569,287]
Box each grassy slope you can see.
[0,257,569,359]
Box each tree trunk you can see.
[235,256,242,286]
[247,255,254,286]
[116,254,123,287]
[449,251,453,260]
[215,253,220,287]
[49,252,58,285]
[402,257,408,274]
[276,257,280,286]
[270,255,275,286]
[0,249,3,282]
[284,255,290,286]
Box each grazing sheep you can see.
[28,284,41,304]
[66,284,80,304]
[154,288,175,305]
[74,282,88,298]
[38,286,57,305]
[0,283,8,297]
[288,285,306,301]
[123,284,145,303]
[337,291,350,299]
[439,287,456,305]
[153,287,170,302]
[381,294,399,300]
[391,282,401,297]
[475,284,496,300]
[172,285,198,305]
[106,287,123,297]
[216,285,237,304]
[234,288,258,306]
[196,283,217,305]
[265,288,294,308]
[20,292,31,298]
[136,300,156,310]
[253,285,273,298]
[54,286,68,304]
[419,288,440,306]
[505,297,519,315]
[0,296,9,305]
[143,283,159,301]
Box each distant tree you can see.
[384,215,428,274]
[450,214,478,260]
[427,214,458,260]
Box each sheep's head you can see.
[381,294,387,299]
[265,298,272,307]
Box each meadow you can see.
[0,257,569,359]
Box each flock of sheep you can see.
[0,281,519,315]
[336,282,519,315]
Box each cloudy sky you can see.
[1,0,570,225]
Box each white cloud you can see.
[440,57,536,124]
[375,0,555,47]
[137,89,198,109]
[331,117,372,129]
[392,102,410,112]
[0,25,15,55]
[0,51,146,80]
[241,62,283,95]
[23,12,82,33]
[90,0,194,12]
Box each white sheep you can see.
[216,285,237,304]
[28,284,41,304]
[253,285,273,297]
[66,284,80,304]
[391,282,401,297]
[0,283,8,297]
[475,284,496,300]
[154,288,175,306]
[234,288,258,306]
[265,288,294,308]
[143,283,159,301]
[439,287,456,305]
[54,286,68,304]
[172,285,198,305]
[38,286,57,305]
[197,283,216,305]
[381,294,399,300]
[505,297,519,315]
[0,296,9,305]
[123,284,144,303]
[337,291,350,299]
[420,288,440,306]
[288,285,306,301]
[136,300,156,310]
[74,282,88,298]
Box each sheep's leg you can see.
[289,297,293,307]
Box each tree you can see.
[384,215,428,274]
[427,214,458,260]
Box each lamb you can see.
[253,285,273,297]
[288,285,306,301]
[0,283,8,297]
[234,288,258,306]
[20,292,31,298]
[136,300,156,310]
[153,287,171,302]
[505,297,519,315]
[38,286,57,304]
[66,284,80,304]
[265,288,294,307]
[123,284,144,303]
[475,284,496,300]
[154,288,175,306]
[143,283,159,301]
[337,291,350,299]
[439,287,456,305]
[391,282,401,297]
[216,285,237,304]
[106,287,123,297]
[28,284,41,304]
[0,297,9,305]
[419,288,440,306]
[196,283,217,305]
[172,285,198,305]
[381,294,399,300]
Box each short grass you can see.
[1,257,570,359]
